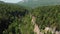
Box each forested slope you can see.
[0,2,33,34]
[0,1,60,34]
[32,5,60,34]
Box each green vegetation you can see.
[0,1,60,34]
[31,6,60,34]
[0,2,34,34]
[32,6,60,30]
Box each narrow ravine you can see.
[31,16,41,34]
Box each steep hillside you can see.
[0,1,35,34]
[32,5,60,34]
[0,1,60,34]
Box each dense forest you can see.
[0,1,60,34]
[0,2,33,34]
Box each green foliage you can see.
[0,2,60,34]
[0,2,34,34]
[3,15,34,34]
[20,15,34,34]
[32,6,60,30]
